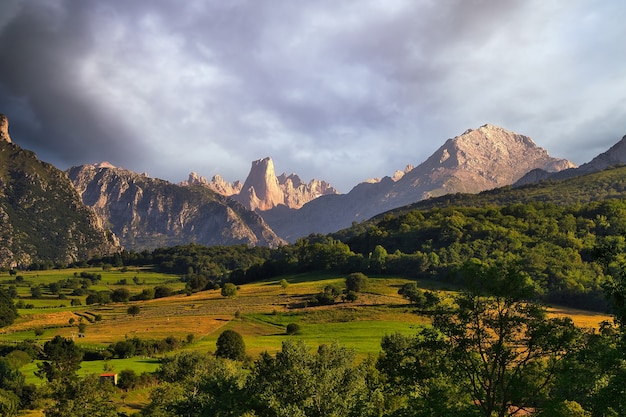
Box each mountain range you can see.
[238,124,575,241]
[2,111,625,266]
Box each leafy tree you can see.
[0,388,20,417]
[147,352,248,417]
[30,286,42,299]
[154,285,174,299]
[369,245,388,273]
[345,272,369,292]
[430,260,582,417]
[248,340,380,417]
[117,369,139,390]
[0,289,17,327]
[36,336,84,383]
[280,279,289,290]
[43,374,119,417]
[215,330,246,361]
[111,287,130,303]
[221,283,237,298]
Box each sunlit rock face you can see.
[0,114,11,143]
[261,125,576,242]
[68,163,285,250]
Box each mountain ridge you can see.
[257,124,575,241]
[0,114,120,268]
[67,163,285,250]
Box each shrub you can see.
[221,283,237,297]
[215,330,246,361]
[345,272,369,292]
[286,323,301,335]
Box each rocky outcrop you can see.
[262,125,575,241]
[0,114,11,143]
[180,172,243,196]
[190,157,339,211]
[68,164,285,250]
[0,118,119,268]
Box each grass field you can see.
[0,267,615,414]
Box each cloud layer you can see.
[1,0,625,191]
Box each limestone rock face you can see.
[68,164,285,250]
[262,125,575,242]
[198,157,338,211]
[0,114,11,143]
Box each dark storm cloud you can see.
[0,0,625,191]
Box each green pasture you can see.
[20,357,162,385]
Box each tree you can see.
[30,286,42,299]
[215,330,246,361]
[221,283,237,298]
[43,374,119,417]
[430,260,582,417]
[248,340,380,417]
[111,287,130,303]
[36,336,84,383]
[398,282,426,306]
[345,272,369,292]
[369,245,388,273]
[154,285,174,299]
[117,369,139,390]
[0,289,17,327]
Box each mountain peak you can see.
[0,114,12,143]
[94,161,116,169]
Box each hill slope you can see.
[0,116,119,268]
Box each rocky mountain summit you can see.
[68,163,285,250]
[0,115,119,268]
[262,124,575,241]
[185,157,338,211]
[181,172,243,196]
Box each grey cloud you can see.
[0,1,624,191]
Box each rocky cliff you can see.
[262,125,575,241]
[186,157,338,211]
[0,115,119,268]
[68,163,285,250]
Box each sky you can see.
[0,1,625,193]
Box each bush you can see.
[221,283,237,297]
[154,285,174,299]
[286,323,301,335]
[215,330,246,361]
[345,290,358,302]
[127,305,141,317]
[345,272,369,292]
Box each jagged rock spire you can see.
[0,114,12,143]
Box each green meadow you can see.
[0,266,612,414]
